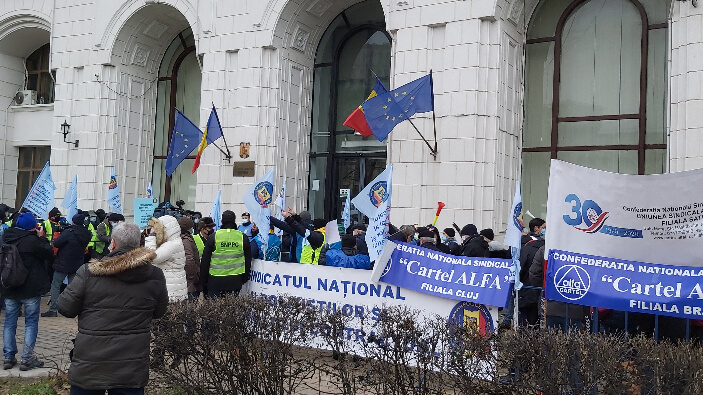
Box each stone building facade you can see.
[0,0,696,234]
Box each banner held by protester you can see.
[22,161,55,219]
[351,165,392,262]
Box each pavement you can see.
[0,296,77,378]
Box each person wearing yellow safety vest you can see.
[193,217,216,257]
[43,208,63,242]
[281,209,326,265]
[94,213,124,258]
[200,210,251,297]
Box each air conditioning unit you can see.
[14,90,36,106]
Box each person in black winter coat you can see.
[43,213,92,317]
[459,224,490,258]
[1,212,53,370]
[442,228,462,255]
[351,224,370,256]
[518,231,545,326]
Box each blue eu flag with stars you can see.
[165,110,202,177]
[361,74,434,142]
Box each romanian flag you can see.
[192,106,224,173]
[342,77,388,137]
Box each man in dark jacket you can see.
[351,224,370,256]
[58,222,168,394]
[200,210,252,297]
[1,212,52,371]
[442,228,461,255]
[418,229,440,251]
[43,213,92,317]
[518,222,546,326]
[321,235,371,269]
[460,224,490,258]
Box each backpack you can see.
[0,243,28,289]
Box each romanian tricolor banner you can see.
[192,106,224,173]
[342,77,388,137]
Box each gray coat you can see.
[57,247,168,390]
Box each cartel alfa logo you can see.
[369,181,388,208]
[255,182,273,207]
[448,301,494,335]
[563,194,608,233]
[553,263,591,301]
[512,202,524,231]
[109,176,118,190]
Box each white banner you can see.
[546,160,703,267]
[351,165,392,262]
[243,260,498,351]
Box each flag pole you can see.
[212,102,233,162]
[430,69,438,157]
[408,118,437,158]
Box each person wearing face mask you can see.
[43,208,63,243]
[442,228,461,255]
[238,212,253,237]
[417,229,440,251]
[518,218,547,327]
[194,217,216,257]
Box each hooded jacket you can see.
[144,215,188,302]
[0,227,52,300]
[57,247,168,390]
[52,224,93,274]
[461,234,491,258]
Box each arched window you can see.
[25,43,55,104]
[522,0,668,218]
[151,29,201,205]
[309,0,391,221]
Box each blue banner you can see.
[22,161,55,219]
[134,197,159,229]
[546,249,703,320]
[379,242,513,307]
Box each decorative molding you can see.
[291,25,310,52]
[306,0,333,17]
[143,20,169,39]
[131,43,151,67]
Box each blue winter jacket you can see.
[325,248,371,270]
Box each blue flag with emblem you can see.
[351,165,392,262]
[243,168,275,256]
[361,74,434,142]
[107,168,123,214]
[210,189,221,230]
[342,193,351,231]
[165,110,202,177]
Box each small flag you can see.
[192,106,224,173]
[210,189,221,230]
[273,182,286,237]
[21,162,55,219]
[362,74,434,142]
[165,110,202,177]
[243,168,274,255]
[107,168,122,214]
[343,77,388,137]
[146,181,153,198]
[351,165,392,262]
[342,193,351,231]
[61,175,78,220]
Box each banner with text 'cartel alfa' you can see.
[546,250,703,320]
[377,242,513,308]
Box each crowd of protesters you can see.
[0,200,699,393]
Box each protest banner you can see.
[545,160,703,320]
[352,165,392,262]
[373,241,513,308]
[22,162,55,219]
[134,198,159,229]
[243,260,498,351]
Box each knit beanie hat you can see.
[460,224,478,237]
[16,212,37,230]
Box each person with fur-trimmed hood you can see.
[58,222,168,393]
[144,215,188,302]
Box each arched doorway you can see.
[151,28,201,206]
[522,0,668,219]
[309,0,391,221]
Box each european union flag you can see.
[361,74,434,141]
[165,110,202,177]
